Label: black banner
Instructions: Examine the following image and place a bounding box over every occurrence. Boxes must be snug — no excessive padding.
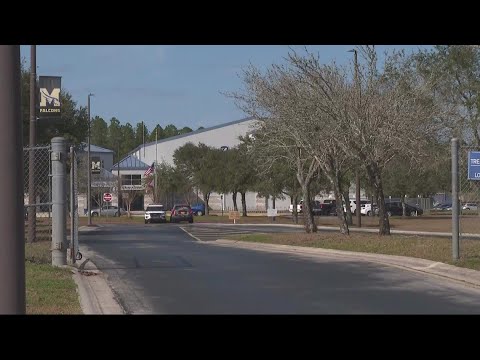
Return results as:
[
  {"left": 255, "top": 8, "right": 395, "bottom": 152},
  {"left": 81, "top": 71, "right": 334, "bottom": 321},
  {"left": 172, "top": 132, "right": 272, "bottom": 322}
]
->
[{"left": 39, "top": 76, "right": 61, "bottom": 117}]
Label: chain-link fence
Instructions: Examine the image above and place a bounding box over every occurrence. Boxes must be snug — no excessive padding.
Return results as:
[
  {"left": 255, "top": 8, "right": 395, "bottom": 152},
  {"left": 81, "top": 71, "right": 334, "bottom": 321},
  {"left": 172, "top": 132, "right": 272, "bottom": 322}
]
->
[
  {"left": 24, "top": 145, "right": 52, "bottom": 242},
  {"left": 459, "top": 145, "right": 480, "bottom": 237}
]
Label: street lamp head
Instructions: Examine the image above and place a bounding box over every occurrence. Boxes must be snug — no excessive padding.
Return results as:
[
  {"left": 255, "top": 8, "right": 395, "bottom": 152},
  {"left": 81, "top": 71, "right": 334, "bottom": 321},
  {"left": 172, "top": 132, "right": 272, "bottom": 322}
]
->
[
  {"left": 221, "top": 146, "right": 229, "bottom": 151},
  {"left": 88, "top": 93, "right": 95, "bottom": 98},
  {"left": 347, "top": 49, "right": 356, "bottom": 53}
]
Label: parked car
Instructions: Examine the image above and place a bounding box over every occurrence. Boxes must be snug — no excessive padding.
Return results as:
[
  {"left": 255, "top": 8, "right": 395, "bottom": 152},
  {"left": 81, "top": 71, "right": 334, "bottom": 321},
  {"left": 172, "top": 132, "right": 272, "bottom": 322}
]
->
[
  {"left": 144, "top": 204, "right": 166, "bottom": 224},
  {"left": 462, "top": 202, "right": 478, "bottom": 211},
  {"left": 433, "top": 203, "right": 452, "bottom": 211},
  {"left": 90, "top": 205, "right": 126, "bottom": 217},
  {"left": 191, "top": 203, "right": 206, "bottom": 216},
  {"left": 375, "top": 202, "right": 423, "bottom": 217},
  {"left": 170, "top": 204, "right": 194, "bottom": 223},
  {"left": 290, "top": 200, "right": 335, "bottom": 216},
  {"left": 343, "top": 199, "right": 372, "bottom": 216}
]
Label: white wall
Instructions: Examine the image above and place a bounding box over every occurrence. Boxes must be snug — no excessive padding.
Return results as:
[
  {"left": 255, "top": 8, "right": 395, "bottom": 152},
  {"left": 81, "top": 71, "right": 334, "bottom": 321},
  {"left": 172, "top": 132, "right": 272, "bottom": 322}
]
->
[{"left": 133, "top": 119, "right": 258, "bottom": 166}]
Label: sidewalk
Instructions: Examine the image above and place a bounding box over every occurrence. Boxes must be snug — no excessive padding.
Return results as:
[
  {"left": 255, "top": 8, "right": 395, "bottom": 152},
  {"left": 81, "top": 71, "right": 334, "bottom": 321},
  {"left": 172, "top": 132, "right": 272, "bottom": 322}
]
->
[{"left": 73, "top": 225, "right": 124, "bottom": 314}]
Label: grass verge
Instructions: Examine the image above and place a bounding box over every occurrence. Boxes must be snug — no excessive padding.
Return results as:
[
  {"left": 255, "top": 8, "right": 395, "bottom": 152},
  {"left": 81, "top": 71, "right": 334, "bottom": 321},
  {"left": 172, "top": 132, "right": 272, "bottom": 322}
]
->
[
  {"left": 226, "top": 232, "right": 480, "bottom": 271},
  {"left": 25, "top": 240, "right": 82, "bottom": 314}
]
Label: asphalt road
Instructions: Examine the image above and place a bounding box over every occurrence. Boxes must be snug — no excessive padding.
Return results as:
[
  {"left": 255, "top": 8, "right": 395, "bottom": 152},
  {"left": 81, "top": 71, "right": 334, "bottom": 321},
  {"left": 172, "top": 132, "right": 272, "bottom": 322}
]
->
[{"left": 80, "top": 223, "right": 480, "bottom": 314}]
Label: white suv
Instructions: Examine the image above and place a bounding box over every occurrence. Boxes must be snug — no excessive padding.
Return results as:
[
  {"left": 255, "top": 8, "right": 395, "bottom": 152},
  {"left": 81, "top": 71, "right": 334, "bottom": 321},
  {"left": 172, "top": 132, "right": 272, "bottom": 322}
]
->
[
  {"left": 145, "top": 204, "right": 167, "bottom": 224},
  {"left": 344, "top": 200, "right": 373, "bottom": 216}
]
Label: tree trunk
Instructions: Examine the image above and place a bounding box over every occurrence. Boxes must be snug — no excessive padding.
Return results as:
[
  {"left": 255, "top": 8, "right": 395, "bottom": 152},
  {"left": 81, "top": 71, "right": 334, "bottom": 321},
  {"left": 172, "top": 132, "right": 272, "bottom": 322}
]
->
[
  {"left": 292, "top": 195, "right": 298, "bottom": 224},
  {"left": 401, "top": 194, "right": 406, "bottom": 217},
  {"left": 367, "top": 167, "right": 390, "bottom": 236},
  {"left": 331, "top": 177, "right": 349, "bottom": 235},
  {"left": 343, "top": 189, "right": 353, "bottom": 226},
  {"left": 301, "top": 185, "right": 317, "bottom": 233},
  {"left": 241, "top": 192, "right": 247, "bottom": 216},
  {"left": 232, "top": 191, "right": 238, "bottom": 211},
  {"left": 204, "top": 192, "right": 210, "bottom": 216},
  {"left": 265, "top": 195, "right": 269, "bottom": 210},
  {"left": 272, "top": 196, "right": 276, "bottom": 221}
]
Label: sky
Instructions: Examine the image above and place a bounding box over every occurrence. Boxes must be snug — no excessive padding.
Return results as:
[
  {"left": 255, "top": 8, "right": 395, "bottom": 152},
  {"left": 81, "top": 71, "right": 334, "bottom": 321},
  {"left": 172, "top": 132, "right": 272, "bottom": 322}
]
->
[{"left": 20, "top": 45, "right": 432, "bottom": 132}]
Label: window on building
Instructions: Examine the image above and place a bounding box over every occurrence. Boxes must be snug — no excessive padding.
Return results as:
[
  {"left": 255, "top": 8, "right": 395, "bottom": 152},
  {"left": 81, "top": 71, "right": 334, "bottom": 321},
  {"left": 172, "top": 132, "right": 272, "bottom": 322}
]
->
[{"left": 121, "top": 174, "right": 142, "bottom": 186}]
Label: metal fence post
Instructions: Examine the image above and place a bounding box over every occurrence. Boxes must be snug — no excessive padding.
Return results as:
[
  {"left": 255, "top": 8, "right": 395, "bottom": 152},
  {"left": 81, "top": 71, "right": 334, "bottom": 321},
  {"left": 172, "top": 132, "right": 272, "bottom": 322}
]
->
[
  {"left": 69, "top": 146, "right": 74, "bottom": 264},
  {"left": 51, "top": 137, "right": 67, "bottom": 266},
  {"left": 452, "top": 138, "right": 460, "bottom": 260},
  {"left": 0, "top": 45, "right": 25, "bottom": 314}
]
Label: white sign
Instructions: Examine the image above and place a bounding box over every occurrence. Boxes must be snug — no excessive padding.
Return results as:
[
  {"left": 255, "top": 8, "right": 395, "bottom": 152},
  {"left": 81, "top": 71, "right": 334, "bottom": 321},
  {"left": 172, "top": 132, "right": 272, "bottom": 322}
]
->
[
  {"left": 121, "top": 185, "right": 145, "bottom": 191},
  {"left": 267, "top": 208, "right": 277, "bottom": 217}
]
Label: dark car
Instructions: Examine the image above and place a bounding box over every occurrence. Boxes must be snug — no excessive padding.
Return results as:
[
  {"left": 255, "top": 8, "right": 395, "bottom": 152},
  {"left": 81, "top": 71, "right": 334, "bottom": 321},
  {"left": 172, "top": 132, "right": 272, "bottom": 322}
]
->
[
  {"left": 375, "top": 202, "right": 423, "bottom": 217},
  {"left": 170, "top": 204, "right": 194, "bottom": 223},
  {"left": 311, "top": 200, "right": 336, "bottom": 216}
]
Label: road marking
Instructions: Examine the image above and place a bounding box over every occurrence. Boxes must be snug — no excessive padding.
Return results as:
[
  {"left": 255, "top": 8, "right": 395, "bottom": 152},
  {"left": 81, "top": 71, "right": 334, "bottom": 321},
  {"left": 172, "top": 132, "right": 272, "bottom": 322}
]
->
[{"left": 179, "top": 226, "right": 202, "bottom": 242}]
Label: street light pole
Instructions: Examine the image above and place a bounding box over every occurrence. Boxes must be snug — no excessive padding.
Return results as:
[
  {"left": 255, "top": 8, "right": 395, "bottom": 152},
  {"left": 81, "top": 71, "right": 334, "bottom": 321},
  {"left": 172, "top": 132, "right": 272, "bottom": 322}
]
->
[
  {"left": 87, "top": 93, "right": 94, "bottom": 225},
  {"left": 349, "top": 49, "right": 361, "bottom": 228}
]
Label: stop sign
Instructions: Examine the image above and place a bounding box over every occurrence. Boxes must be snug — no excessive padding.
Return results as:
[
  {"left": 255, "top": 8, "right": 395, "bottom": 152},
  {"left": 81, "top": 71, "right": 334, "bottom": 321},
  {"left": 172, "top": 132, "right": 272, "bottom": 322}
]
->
[{"left": 103, "top": 193, "right": 113, "bottom": 202}]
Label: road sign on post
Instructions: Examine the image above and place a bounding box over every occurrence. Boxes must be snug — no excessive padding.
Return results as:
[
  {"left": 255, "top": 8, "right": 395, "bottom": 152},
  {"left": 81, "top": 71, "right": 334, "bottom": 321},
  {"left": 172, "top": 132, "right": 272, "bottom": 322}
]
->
[
  {"left": 103, "top": 193, "right": 112, "bottom": 202},
  {"left": 468, "top": 151, "right": 480, "bottom": 180},
  {"left": 229, "top": 210, "right": 240, "bottom": 224}
]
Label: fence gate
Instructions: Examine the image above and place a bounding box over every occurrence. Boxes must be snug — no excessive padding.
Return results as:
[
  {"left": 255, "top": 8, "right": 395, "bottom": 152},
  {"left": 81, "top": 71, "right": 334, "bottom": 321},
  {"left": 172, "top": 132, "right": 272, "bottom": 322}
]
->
[
  {"left": 459, "top": 145, "right": 480, "bottom": 237},
  {"left": 23, "top": 145, "right": 52, "bottom": 242}
]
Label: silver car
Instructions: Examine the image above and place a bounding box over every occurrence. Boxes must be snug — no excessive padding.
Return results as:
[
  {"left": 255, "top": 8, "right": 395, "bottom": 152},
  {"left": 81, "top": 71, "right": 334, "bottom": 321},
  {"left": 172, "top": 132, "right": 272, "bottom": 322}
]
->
[
  {"left": 91, "top": 205, "right": 126, "bottom": 217},
  {"left": 462, "top": 203, "right": 478, "bottom": 211}
]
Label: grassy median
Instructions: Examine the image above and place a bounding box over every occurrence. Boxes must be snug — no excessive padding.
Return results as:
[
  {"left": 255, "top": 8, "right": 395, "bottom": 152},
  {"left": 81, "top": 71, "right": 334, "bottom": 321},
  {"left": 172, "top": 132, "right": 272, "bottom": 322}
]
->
[
  {"left": 226, "top": 232, "right": 480, "bottom": 271},
  {"left": 25, "top": 240, "right": 82, "bottom": 315}
]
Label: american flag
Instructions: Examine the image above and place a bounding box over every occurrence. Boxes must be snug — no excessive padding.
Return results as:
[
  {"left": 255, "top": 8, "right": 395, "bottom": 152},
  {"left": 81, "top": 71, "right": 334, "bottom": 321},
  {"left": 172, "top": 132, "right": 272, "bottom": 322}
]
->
[{"left": 144, "top": 162, "right": 155, "bottom": 177}]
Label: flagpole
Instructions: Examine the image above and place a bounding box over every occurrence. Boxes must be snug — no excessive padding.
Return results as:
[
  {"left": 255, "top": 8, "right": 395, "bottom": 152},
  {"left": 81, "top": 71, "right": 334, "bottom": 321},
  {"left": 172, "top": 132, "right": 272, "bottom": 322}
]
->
[{"left": 143, "top": 120, "right": 145, "bottom": 159}]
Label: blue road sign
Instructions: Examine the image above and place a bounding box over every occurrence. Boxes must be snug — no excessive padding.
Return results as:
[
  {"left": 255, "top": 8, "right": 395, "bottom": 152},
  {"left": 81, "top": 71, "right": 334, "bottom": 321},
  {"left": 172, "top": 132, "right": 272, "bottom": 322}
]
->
[{"left": 468, "top": 151, "right": 480, "bottom": 180}]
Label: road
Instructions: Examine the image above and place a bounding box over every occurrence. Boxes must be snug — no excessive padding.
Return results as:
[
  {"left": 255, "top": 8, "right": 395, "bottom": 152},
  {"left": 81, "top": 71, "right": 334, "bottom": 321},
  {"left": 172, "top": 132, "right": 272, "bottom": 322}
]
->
[{"left": 80, "top": 223, "right": 480, "bottom": 314}]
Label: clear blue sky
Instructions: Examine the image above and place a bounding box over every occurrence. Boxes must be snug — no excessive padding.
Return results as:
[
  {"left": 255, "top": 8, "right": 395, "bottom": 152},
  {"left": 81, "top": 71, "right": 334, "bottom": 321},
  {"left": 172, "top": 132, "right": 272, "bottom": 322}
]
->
[{"left": 20, "top": 45, "right": 431, "bottom": 131}]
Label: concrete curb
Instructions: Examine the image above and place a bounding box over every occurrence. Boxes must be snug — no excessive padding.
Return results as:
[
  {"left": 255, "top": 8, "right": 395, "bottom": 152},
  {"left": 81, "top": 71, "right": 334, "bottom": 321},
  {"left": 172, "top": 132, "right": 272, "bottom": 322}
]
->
[
  {"left": 79, "top": 224, "right": 104, "bottom": 232},
  {"left": 72, "top": 245, "right": 124, "bottom": 315},
  {"left": 211, "top": 239, "right": 480, "bottom": 288}
]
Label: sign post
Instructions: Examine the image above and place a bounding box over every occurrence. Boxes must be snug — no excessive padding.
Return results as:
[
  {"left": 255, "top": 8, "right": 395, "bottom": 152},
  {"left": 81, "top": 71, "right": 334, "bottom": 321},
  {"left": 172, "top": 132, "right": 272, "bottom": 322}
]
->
[
  {"left": 229, "top": 210, "right": 240, "bottom": 224},
  {"left": 267, "top": 208, "right": 277, "bottom": 222}
]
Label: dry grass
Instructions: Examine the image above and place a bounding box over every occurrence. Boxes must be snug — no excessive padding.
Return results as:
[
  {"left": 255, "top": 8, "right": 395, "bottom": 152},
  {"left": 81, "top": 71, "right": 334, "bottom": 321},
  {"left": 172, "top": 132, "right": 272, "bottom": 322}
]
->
[
  {"left": 25, "top": 240, "right": 82, "bottom": 315},
  {"left": 227, "top": 232, "right": 480, "bottom": 271}
]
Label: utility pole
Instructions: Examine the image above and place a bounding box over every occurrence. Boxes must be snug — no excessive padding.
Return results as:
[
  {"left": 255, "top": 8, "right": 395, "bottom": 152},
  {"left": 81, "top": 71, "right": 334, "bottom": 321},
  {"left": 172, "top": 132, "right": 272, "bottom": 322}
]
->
[
  {"left": 117, "top": 141, "right": 121, "bottom": 217},
  {"left": 28, "top": 45, "right": 36, "bottom": 242},
  {"left": 0, "top": 45, "right": 25, "bottom": 314},
  {"left": 87, "top": 93, "right": 93, "bottom": 225}
]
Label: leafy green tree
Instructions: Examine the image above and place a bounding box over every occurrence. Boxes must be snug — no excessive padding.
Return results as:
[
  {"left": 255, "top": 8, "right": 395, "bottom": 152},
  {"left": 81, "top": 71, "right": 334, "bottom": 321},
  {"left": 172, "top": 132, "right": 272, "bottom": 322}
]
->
[
  {"left": 148, "top": 124, "right": 165, "bottom": 142},
  {"left": 178, "top": 126, "right": 193, "bottom": 135},
  {"left": 120, "top": 123, "right": 136, "bottom": 161},
  {"left": 134, "top": 121, "right": 149, "bottom": 149},
  {"left": 164, "top": 124, "right": 179, "bottom": 138},
  {"left": 90, "top": 116, "right": 109, "bottom": 149},
  {"left": 108, "top": 117, "right": 122, "bottom": 153}
]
